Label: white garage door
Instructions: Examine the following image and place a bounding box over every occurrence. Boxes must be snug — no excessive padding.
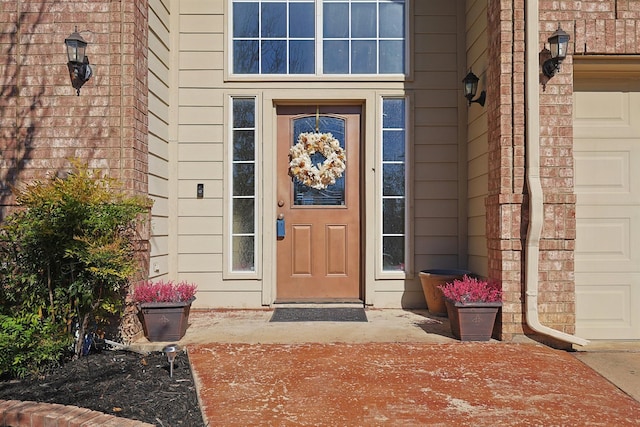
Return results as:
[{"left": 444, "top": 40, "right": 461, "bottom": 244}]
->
[{"left": 573, "top": 76, "right": 640, "bottom": 340}]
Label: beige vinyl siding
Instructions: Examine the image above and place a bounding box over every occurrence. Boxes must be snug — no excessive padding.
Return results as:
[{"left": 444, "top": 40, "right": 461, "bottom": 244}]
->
[
  {"left": 171, "top": 1, "right": 467, "bottom": 308},
  {"left": 464, "top": 0, "right": 488, "bottom": 276},
  {"left": 148, "top": 0, "right": 171, "bottom": 278},
  {"left": 176, "top": 3, "right": 227, "bottom": 307},
  {"left": 412, "top": 1, "right": 467, "bottom": 275}
]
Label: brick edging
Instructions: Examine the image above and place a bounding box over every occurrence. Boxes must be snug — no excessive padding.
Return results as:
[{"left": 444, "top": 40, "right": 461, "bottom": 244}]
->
[{"left": 0, "top": 399, "right": 154, "bottom": 427}]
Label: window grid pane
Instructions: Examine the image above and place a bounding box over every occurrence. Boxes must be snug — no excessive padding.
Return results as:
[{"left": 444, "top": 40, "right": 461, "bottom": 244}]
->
[
  {"left": 232, "top": 0, "right": 316, "bottom": 75},
  {"left": 381, "top": 97, "right": 406, "bottom": 272},
  {"left": 231, "top": 98, "right": 256, "bottom": 272},
  {"left": 323, "top": 0, "right": 405, "bottom": 75},
  {"left": 232, "top": 0, "right": 405, "bottom": 76}
]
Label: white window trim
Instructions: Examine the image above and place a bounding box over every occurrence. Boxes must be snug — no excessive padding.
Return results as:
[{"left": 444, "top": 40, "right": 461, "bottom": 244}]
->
[
  {"left": 377, "top": 94, "right": 413, "bottom": 279},
  {"left": 223, "top": 94, "right": 262, "bottom": 280}
]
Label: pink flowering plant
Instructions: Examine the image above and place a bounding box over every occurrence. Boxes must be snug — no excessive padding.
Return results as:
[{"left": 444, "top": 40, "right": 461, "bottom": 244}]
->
[
  {"left": 439, "top": 275, "right": 502, "bottom": 304},
  {"left": 133, "top": 280, "right": 197, "bottom": 303}
]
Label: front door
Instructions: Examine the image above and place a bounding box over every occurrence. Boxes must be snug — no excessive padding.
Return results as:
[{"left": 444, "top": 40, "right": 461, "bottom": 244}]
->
[{"left": 276, "top": 105, "right": 361, "bottom": 300}]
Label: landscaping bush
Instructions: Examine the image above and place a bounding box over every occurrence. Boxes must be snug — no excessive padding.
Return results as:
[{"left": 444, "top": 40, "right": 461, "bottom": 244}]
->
[
  {"left": 0, "top": 314, "right": 70, "bottom": 379},
  {"left": 0, "top": 162, "right": 151, "bottom": 377}
]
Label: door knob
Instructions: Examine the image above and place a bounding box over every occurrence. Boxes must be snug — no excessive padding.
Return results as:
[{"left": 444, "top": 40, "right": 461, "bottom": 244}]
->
[{"left": 278, "top": 200, "right": 285, "bottom": 207}]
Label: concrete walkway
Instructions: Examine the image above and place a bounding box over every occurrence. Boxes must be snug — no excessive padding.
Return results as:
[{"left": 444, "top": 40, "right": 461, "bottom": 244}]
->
[
  {"left": 573, "top": 340, "right": 640, "bottom": 403},
  {"left": 134, "top": 309, "right": 640, "bottom": 426}
]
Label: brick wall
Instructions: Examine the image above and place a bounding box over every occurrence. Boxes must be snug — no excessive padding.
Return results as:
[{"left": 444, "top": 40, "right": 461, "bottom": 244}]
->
[
  {"left": 485, "top": 0, "right": 640, "bottom": 345},
  {"left": 485, "top": 0, "right": 528, "bottom": 342},
  {"left": 0, "top": 0, "right": 149, "bottom": 219}
]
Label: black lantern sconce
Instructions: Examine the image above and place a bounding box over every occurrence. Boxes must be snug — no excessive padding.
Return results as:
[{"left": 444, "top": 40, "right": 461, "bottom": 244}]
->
[
  {"left": 64, "top": 27, "right": 92, "bottom": 95},
  {"left": 462, "top": 70, "right": 486, "bottom": 107},
  {"left": 542, "top": 25, "right": 570, "bottom": 78}
]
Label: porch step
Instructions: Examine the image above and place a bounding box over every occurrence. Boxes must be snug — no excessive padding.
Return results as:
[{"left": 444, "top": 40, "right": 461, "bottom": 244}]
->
[{"left": 273, "top": 299, "right": 364, "bottom": 309}]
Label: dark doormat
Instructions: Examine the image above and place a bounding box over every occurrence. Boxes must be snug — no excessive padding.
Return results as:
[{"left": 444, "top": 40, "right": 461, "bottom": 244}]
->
[{"left": 270, "top": 307, "right": 368, "bottom": 322}]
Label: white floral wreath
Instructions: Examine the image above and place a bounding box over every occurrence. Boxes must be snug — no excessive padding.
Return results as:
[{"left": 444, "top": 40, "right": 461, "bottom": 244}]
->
[{"left": 289, "top": 132, "right": 346, "bottom": 190}]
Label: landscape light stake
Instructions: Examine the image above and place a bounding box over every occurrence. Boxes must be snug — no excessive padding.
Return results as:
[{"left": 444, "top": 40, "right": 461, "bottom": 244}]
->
[{"left": 163, "top": 344, "right": 180, "bottom": 378}]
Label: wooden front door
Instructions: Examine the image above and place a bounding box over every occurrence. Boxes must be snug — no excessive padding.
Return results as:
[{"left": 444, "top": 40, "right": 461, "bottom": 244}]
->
[{"left": 276, "top": 106, "right": 361, "bottom": 300}]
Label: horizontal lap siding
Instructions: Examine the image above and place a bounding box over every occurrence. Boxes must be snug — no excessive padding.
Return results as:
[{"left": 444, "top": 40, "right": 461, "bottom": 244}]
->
[
  {"left": 465, "top": 0, "right": 489, "bottom": 276},
  {"left": 413, "top": 1, "right": 467, "bottom": 273},
  {"left": 177, "top": 1, "right": 226, "bottom": 307},
  {"left": 149, "top": 0, "right": 171, "bottom": 278}
]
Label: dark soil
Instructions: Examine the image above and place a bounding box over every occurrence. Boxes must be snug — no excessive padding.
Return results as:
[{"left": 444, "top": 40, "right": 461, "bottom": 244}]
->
[{"left": 0, "top": 349, "right": 204, "bottom": 426}]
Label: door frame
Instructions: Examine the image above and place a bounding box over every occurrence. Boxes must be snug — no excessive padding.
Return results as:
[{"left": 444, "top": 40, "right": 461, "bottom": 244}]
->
[
  {"left": 273, "top": 103, "right": 364, "bottom": 303},
  {"left": 266, "top": 101, "right": 367, "bottom": 304}
]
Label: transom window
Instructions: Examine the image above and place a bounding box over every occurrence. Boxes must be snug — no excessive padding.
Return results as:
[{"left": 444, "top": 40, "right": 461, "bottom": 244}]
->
[{"left": 231, "top": 0, "right": 406, "bottom": 75}]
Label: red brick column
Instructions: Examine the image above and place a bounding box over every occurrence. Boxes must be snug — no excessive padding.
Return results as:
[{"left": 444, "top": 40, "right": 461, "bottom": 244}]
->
[
  {"left": 485, "top": 0, "right": 583, "bottom": 345},
  {"left": 485, "top": 0, "right": 528, "bottom": 341},
  {"left": 0, "top": 0, "right": 148, "bottom": 215}
]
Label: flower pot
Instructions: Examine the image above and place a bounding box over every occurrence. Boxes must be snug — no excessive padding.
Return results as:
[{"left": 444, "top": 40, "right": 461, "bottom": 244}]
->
[
  {"left": 445, "top": 299, "right": 501, "bottom": 341},
  {"left": 419, "top": 269, "right": 470, "bottom": 316},
  {"left": 137, "top": 298, "right": 194, "bottom": 342}
]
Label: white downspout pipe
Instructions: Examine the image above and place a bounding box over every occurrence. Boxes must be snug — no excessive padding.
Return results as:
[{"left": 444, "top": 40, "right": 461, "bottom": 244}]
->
[{"left": 524, "top": 0, "right": 589, "bottom": 346}]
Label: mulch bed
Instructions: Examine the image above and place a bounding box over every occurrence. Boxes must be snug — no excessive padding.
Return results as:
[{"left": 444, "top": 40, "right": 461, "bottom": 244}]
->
[{"left": 0, "top": 349, "right": 204, "bottom": 426}]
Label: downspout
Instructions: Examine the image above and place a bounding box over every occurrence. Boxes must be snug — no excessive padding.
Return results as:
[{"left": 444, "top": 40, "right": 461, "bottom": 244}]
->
[{"left": 524, "top": 0, "right": 589, "bottom": 346}]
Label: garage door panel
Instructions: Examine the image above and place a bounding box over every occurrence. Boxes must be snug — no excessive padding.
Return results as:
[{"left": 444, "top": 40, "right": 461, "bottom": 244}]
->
[
  {"left": 574, "top": 91, "right": 640, "bottom": 138},
  {"left": 575, "top": 273, "right": 639, "bottom": 339},
  {"left": 574, "top": 84, "right": 640, "bottom": 340},
  {"left": 576, "top": 207, "right": 639, "bottom": 272},
  {"left": 574, "top": 139, "right": 640, "bottom": 204}
]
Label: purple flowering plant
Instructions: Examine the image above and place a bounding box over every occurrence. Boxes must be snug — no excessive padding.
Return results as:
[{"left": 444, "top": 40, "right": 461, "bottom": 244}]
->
[
  {"left": 133, "top": 280, "right": 197, "bottom": 303},
  {"left": 439, "top": 275, "right": 502, "bottom": 304}
]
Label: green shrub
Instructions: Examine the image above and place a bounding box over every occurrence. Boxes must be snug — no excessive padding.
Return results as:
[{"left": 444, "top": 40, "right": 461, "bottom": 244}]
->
[
  {"left": 0, "top": 161, "right": 152, "bottom": 376},
  {"left": 0, "top": 314, "right": 71, "bottom": 379}
]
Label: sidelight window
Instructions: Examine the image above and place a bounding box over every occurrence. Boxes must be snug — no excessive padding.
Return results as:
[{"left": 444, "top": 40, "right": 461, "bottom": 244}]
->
[
  {"left": 230, "top": 97, "right": 257, "bottom": 272},
  {"left": 381, "top": 97, "right": 406, "bottom": 271}
]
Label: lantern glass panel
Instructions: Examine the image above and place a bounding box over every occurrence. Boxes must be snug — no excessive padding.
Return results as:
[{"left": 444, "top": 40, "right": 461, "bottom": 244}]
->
[
  {"left": 465, "top": 80, "right": 476, "bottom": 97},
  {"left": 65, "top": 38, "right": 87, "bottom": 63},
  {"left": 77, "top": 44, "right": 86, "bottom": 62},
  {"left": 66, "top": 42, "right": 78, "bottom": 63},
  {"left": 549, "top": 39, "right": 559, "bottom": 59},
  {"left": 548, "top": 29, "right": 569, "bottom": 60},
  {"left": 556, "top": 35, "right": 569, "bottom": 59}
]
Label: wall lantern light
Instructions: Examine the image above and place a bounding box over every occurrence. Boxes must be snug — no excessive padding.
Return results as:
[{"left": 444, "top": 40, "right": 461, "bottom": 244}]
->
[
  {"left": 462, "top": 70, "right": 486, "bottom": 107},
  {"left": 64, "top": 27, "right": 92, "bottom": 95},
  {"left": 542, "top": 25, "right": 570, "bottom": 78}
]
